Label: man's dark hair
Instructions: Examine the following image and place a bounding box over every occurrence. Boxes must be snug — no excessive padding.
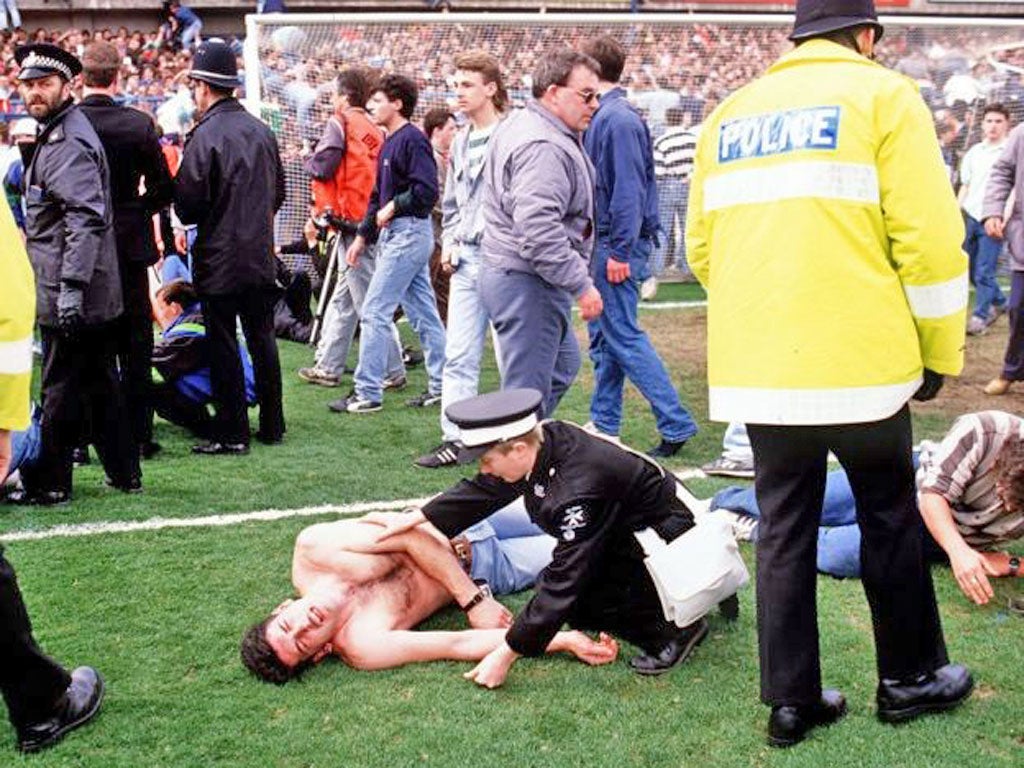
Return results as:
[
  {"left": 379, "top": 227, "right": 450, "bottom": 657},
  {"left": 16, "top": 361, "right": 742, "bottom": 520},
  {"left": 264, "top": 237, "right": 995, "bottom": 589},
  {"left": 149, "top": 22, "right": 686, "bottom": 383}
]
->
[
  {"left": 423, "top": 107, "right": 454, "bottom": 140},
  {"left": 240, "top": 617, "right": 309, "bottom": 685},
  {"left": 796, "top": 23, "right": 873, "bottom": 52},
  {"left": 983, "top": 102, "right": 1011, "bottom": 122},
  {"left": 580, "top": 36, "right": 626, "bottom": 84},
  {"left": 664, "top": 107, "right": 686, "bottom": 128},
  {"left": 374, "top": 73, "right": 418, "bottom": 119},
  {"left": 336, "top": 66, "right": 375, "bottom": 108},
  {"left": 531, "top": 48, "right": 600, "bottom": 99},
  {"left": 995, "top": 438, "right": 1024, "bottom": 516},
  {"left": 157, "top": 279, "right": 198, "bottom": 308},
  {"left": 81, "top": 41, "right": 121, "bottom": 88}
]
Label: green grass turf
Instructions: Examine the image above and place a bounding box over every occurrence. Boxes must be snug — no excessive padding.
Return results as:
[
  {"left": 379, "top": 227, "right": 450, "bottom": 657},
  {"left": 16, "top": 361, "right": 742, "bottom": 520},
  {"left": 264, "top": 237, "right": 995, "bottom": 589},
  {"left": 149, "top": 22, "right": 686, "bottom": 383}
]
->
[{"left": 2, "top": 304, "right": 1021, "bottom": 766}]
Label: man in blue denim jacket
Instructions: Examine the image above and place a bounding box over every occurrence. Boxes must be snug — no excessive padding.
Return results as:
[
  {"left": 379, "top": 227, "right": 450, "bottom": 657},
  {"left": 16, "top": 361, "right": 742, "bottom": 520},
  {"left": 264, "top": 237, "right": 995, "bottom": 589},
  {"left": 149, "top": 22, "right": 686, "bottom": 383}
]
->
[{"left": 581, "top": 36, "right": 699, "bottom": 458}]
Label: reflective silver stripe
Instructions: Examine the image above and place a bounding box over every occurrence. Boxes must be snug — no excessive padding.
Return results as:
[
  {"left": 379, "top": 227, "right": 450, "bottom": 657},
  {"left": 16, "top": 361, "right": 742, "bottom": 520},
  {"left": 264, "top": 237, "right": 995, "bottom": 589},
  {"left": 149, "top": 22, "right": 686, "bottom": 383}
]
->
[
  {"left": 709, "top": 379, "right": 921, "bottom": 426},
  {"left": 703, "top": 161, "right": 879, "bottom": 211},
  {"left": 189, "top": 69, "right": 238, "bottom": 83},
  {"left": 0, "top": 336, "right": 32, "bottom": 375},
  {"left": 903, "top": 273, "right": 969, "bottom": 319}
]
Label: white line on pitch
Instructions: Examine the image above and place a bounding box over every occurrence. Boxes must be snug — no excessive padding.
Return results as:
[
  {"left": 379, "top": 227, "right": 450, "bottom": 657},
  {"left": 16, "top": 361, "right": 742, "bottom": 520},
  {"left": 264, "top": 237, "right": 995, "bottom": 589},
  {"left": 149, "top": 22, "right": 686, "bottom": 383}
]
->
[{"left": 0, "top": 469, "right": 708, "bottom": 542}]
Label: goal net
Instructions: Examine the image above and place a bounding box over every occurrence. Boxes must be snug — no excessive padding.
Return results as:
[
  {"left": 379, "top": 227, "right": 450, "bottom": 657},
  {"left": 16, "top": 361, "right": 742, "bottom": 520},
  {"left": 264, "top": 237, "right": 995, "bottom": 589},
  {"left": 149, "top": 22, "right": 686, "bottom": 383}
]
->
[{"left": 245, "top": 12, "right": 1024, "bottom": 278}]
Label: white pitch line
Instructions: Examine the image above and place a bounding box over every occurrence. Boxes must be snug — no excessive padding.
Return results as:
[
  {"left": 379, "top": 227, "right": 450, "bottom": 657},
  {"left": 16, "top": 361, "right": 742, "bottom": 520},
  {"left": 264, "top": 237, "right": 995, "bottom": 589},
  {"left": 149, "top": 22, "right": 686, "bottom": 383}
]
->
[{"left": 0, "top": 469, "right": 710, "bottom": 542}]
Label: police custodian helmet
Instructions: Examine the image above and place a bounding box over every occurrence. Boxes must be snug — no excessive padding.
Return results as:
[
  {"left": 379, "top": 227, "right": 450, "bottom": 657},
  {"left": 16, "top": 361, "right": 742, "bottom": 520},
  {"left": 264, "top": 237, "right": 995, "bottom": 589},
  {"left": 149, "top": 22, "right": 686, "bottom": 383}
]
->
[
  {"left": 188, "top": 38, "right": 241, "bottom": 90},
  {"left": 789, "top": 0, "right": 884, "bottom": 43}
]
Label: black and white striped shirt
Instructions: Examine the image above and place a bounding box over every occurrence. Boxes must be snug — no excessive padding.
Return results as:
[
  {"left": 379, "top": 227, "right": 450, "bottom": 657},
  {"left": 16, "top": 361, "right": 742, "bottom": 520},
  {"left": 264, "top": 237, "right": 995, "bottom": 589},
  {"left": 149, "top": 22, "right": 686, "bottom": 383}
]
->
[{"left": 653, "top": 124, "right": 700, "bottom": 181}]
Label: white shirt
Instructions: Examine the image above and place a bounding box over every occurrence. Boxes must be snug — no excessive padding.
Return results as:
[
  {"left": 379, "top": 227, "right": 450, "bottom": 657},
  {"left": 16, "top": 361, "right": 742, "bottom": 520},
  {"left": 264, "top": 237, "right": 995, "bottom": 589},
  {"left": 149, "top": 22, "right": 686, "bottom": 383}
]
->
[{"left": 959, "top": 138, "right": 1008, "bottom": 221}]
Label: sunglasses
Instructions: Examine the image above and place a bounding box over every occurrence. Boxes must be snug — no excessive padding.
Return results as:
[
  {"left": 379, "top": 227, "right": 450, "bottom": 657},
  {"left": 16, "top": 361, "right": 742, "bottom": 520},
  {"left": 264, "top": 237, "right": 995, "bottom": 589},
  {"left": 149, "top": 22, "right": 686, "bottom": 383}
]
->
[{"left": 557, "top": 85, "right": 598, "bottom": 105}]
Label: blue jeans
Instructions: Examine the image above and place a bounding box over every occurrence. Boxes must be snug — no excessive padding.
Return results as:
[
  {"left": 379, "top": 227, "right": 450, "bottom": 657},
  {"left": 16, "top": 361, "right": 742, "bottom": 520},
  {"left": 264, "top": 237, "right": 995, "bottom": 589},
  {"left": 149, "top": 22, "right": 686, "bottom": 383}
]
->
[
  {"left": 5, "top": 406, "right": 41, "bottom": 484},
  {"left": 588, "top": 238, "right": 698, "bottom": 442},
  {"left": 722, "top": 421, "right": 752, "bottom": 462},
  {"left": 179, "top": 19, "right": 203, "bottom": 50},
  {"left": 466, "top": 499, "right": 555, "bottom": 595},
  {"left": 712, "top": 470, "right": 861, "bottom": 578},
  {"left": 653, "top": 178, "right": 688, "bottom": 275},
  {"left": 964, "top": 213, "right": 1006, "bottom": 321},
  {"left": 479, "top": 264, "right": 579, "bottom": 418},
  {"left": 317, "top": 238, "right": 403, "bottom": 379},
  {"left": 0, "top": 0, "right": 21, "bottom": 30},
  {"left": 354, "top": 216, "right": 446, "bottom": 403},
  {"left": 440, "top": 246, "right": 501, "bottom": 442}
]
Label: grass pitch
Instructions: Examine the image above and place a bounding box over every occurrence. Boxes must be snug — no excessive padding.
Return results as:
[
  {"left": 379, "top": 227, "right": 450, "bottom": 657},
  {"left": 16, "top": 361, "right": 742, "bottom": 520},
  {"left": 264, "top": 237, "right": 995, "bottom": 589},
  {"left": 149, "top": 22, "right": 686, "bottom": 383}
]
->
[{"left": 2, "top": 300, "right": 1021, "bottom": 767}]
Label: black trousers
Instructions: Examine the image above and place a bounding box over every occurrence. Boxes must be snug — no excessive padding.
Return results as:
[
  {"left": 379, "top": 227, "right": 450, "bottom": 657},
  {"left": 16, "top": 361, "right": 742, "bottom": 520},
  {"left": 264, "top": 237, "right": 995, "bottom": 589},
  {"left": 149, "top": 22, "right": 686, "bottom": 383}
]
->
[
  {"left": 117, "top": 262, "right": 156, "bottom": 448},
  {"left": 201, "top": 289, "right": 284, "bottom": 445},
  {"left": 0, "top": 548, "right": 70, "bottom": 730},
  {"left": 150, "top": 381, "right": 214, "bottom": 440},
  {"left": 747, "top": 405, "right": 948, "bottom": 707},
  {"left": 568, "top": 511, "right": 694, "bottom": 654},
  {"left": 23, "top": 324, "right": 139, "bottom": 495}
]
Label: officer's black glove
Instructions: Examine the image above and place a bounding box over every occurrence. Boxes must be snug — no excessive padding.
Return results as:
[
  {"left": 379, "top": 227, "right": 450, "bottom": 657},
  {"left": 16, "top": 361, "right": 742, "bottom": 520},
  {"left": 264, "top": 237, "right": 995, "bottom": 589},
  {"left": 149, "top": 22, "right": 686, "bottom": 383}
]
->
[
  {"left": 912, "top": 368, "right": 944, "bottom": 402},
  {"left": 56, "top": 282, "right": 85, "bottom": 338}
]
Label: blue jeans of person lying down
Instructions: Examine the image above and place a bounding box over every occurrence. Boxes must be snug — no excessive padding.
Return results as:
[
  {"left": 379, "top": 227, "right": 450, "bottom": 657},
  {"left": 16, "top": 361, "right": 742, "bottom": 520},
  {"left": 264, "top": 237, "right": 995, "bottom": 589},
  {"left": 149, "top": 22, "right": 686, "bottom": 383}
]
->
[
  {"left": 711, "top": 470, "right": 863, "bottom": 579},
  {"left": 4, "top": 405, "right": 42, "bottom": 484},
  {"left": 466, "top": 498, "right": 556, "bottom": 595}
]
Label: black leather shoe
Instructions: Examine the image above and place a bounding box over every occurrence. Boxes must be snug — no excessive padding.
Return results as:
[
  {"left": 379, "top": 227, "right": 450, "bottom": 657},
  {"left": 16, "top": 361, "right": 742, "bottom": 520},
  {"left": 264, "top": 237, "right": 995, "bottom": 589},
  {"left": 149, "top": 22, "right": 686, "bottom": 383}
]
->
[
  {"left": 17, "top": 666, "right": 104, "bottom": 753},
  {"left": 255, "top": 432, "right": 284, "bottom": 446},
  {"left": 71, "top": 446, "right": 91, "bottom": 467},
  {"left": 629, "top": 618, "right": 708, "bottom": 675},
  {"left": 4, "top": 487, "right": 71, "bottom": 506},
  {"left": 191, "top": 441, "right": 250, "bottom": 456},
  {"left": 104, "top": 476, "right": 143, "bottom": 494},
  {"left": 647, "top": 439, "right": 688, "bottom": 459},
  {"left": 877, "top": 663, "right": 973, "bottom": 724},
  {"left": 767, "top": 689, "right": 847, "bottom": 748}
]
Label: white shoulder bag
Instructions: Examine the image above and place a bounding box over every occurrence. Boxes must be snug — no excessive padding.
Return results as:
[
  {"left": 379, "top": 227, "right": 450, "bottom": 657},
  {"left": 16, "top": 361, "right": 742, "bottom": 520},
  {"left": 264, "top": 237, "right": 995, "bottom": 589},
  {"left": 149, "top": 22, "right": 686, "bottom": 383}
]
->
[{"left": 634, "top": 514, "right": 750, "bottom": 628}]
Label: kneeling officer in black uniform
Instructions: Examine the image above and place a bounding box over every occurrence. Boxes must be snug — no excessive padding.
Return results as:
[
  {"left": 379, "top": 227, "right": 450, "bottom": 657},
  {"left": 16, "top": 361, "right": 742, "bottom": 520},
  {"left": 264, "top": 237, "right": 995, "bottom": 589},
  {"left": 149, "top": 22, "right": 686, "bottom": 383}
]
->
[{"left": 372, "top": 388, "right": 710, "bottom": 688}]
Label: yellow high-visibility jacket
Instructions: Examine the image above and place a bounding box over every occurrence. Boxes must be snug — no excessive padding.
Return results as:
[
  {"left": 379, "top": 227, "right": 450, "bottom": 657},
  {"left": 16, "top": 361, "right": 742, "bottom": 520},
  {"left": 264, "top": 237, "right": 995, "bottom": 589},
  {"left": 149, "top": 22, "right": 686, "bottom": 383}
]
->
[
  {"left": 0, "top": 201, "right": 35, "bottom": 432},
  {"left": 687, "top": 40, "right": 967, "bottom": 426}
]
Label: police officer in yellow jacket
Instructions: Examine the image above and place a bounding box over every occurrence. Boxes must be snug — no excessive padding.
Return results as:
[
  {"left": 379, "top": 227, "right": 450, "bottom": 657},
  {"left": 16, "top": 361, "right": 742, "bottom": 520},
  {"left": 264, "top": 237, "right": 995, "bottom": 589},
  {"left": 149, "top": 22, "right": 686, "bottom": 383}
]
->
[
  {"left": 687, "top": 0, "right": 973, "bottom": 747},
  {"left": 0, "top": 200, "right": 105, "bottom": 754}
]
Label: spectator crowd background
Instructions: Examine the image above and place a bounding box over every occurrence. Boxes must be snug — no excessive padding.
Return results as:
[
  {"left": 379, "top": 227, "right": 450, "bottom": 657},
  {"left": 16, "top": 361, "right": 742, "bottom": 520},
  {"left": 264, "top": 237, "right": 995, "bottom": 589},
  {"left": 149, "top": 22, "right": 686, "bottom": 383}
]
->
[{"left": 3, "top": 13, "right": 1024, "bottom": 263}]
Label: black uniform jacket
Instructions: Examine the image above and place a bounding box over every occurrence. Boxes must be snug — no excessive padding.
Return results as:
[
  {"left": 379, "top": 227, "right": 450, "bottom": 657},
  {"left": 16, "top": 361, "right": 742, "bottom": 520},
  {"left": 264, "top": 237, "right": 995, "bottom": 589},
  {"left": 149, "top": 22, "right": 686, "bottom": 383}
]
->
[
  {"left": 24, "top": 100, "right": 122, "bottom": 327},
  {"left": 173, "top": 98, "right": 286, "bottom": 295},
  {"left": 423, "top": 421, "right": 692, "bottom": 657},
  {"left": 80, "top": 94, "right": 173, "bottom": 266}
]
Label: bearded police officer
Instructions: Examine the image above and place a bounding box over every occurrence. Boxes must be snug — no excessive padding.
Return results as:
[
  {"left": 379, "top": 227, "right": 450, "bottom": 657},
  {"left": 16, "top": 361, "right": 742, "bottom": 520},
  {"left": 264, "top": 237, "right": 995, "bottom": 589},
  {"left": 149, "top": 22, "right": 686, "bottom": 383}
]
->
[
  {"left": 9, "top": 43, "right": 140, "bottom": 505},
  {"left": 371, "top": 388, "right": 712, "bottom": 689},
  {"left": 174, "top": 39, "right": 286, "bottom": 455},
  {"left": 687, "top": 0, "right": 973, "bottom": 747}
]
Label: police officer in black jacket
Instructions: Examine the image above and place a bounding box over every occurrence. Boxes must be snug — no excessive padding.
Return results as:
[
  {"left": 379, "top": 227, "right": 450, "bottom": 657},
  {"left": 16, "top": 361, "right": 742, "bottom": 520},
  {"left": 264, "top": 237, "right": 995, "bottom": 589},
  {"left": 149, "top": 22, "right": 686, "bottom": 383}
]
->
[
  {"left": 371, "top": 389, "right": 711, "bottom": 688},
  {"left": 173, "top": 39, "right": 287, "bottom": 454},
  {"left": 79, "top": 41, "right": 174, "bottom": 459},
  {"left": 9, "top": 44, "right": 140, "bottom": 505}
]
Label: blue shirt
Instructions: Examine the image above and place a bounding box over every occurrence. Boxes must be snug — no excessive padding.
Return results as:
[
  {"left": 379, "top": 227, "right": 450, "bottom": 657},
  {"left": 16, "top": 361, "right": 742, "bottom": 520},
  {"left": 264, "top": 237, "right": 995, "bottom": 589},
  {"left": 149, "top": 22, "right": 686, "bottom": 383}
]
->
[
  {"left": 583, "top": 87, "right": 661, "bottom": 261},
  {"left": 358, "top": 122, "right": 438, "bottom": 242}
]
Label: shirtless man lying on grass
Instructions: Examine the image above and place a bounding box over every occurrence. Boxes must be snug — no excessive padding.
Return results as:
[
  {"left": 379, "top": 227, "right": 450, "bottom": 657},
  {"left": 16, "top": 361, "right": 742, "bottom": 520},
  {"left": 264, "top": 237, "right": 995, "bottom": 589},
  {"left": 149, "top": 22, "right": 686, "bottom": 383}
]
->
[{"left": 240, "top": 504, "right": 618, "bottom": 682}]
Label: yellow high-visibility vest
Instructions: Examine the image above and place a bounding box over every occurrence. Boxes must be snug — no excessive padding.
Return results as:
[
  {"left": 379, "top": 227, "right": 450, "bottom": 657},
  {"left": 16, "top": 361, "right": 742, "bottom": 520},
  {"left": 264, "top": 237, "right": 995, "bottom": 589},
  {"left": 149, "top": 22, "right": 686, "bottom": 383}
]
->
[{"left": 0, "top": 200, "right": 35, "bottom": 431}]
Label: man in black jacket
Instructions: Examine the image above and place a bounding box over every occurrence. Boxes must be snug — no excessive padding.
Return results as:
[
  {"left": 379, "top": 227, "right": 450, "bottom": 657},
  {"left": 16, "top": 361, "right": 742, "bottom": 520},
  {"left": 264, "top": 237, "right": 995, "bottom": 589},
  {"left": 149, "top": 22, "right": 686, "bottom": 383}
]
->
[
  {"left": 371, "top": 388, "right": 712, "bottom": 688},
  {"left": 174, "top": 39, "right": 287, "bottom": 455},
  {"left": 80, "top": 41, "right": 174, "bottom": 460},
  {"left": 10, "top": 43, "right": 140, "bottom": 504}
]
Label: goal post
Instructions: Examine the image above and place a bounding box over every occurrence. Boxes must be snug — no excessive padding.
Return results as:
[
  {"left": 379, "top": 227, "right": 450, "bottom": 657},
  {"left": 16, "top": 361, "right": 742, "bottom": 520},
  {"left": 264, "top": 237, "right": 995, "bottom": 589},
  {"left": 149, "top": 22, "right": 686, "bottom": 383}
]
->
[{"left": 244, "top": 11, "right": 1024, "bottom": 274}]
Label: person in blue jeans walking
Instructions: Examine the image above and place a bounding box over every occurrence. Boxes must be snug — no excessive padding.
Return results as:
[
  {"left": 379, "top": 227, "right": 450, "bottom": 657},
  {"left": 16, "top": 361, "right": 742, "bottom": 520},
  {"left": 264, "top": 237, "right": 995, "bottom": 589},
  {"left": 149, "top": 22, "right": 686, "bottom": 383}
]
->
[
  {"left": 959, "top": 103, "right": 1011, "bottom": 336},
  {"left": 581, "top": 36, "right": 698, "bottom": 457},
  {"left": 416, "top": 51, "right": 508, "bottom": 468},
  {"left": 333, "top": 74, "right": 447, "bottom": 414}
]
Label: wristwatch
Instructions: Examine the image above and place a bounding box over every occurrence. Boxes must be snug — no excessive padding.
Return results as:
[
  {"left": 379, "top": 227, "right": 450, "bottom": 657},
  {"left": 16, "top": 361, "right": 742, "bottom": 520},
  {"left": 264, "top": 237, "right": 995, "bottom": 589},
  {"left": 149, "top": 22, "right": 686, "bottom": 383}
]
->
[
  {"left": 1009, "top": 555, "right": 1020, "bottom": 576},
  {"left": 459, "top": 580, "right": 493, "bottom": 612}
]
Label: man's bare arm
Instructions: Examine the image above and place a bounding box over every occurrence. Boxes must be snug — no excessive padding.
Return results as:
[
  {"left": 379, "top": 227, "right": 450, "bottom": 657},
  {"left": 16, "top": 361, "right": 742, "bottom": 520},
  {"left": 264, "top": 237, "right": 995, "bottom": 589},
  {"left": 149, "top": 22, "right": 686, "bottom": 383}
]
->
[
  {"left": 919, "top": 491, "right": 1000, "bottom": 604},
  {"left": 340, "top": 628, "right": 617, "bottom": 672}
]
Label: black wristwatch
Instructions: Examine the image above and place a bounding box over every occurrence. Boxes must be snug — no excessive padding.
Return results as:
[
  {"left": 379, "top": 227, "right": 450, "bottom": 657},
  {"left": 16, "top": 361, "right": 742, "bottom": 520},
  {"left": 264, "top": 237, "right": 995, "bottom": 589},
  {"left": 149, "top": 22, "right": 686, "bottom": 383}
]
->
[
  {"left": 1009, "top": 555, "right": 1020, "bottom": 576},
  {"left": 459, "top": 580, "right": 492, "bottom": 612}
]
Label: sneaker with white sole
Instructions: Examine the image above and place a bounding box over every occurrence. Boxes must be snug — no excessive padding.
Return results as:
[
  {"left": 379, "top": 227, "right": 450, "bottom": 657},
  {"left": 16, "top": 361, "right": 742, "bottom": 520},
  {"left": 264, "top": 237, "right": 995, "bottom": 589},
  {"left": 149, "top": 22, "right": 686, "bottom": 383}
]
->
[
  {"left": 640, "top": 276, "right": 658, "bottom": 301},
  {"left": 701, "top": 456, "right": 755, "bottom": 479},
  {"left": 406, "top": 391, "right": 442, "bottom": 408},
  {"left": 298, "top": 366, "right": 341, "bottom": 387},
  {"left": 712, "top": 509, "right": 759, "bottom": 542},
  {"left": 414, "top": 441, "right": 460, "bottom": 468},
  {"left": 966, "top": 315, "right": 988, "bottom": 336},
  {"left": 328, "top": 392, "right": 381, "bottom": 413},
  {"left": 383, "top": 374, "right": 408, "bottom": 391}
]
